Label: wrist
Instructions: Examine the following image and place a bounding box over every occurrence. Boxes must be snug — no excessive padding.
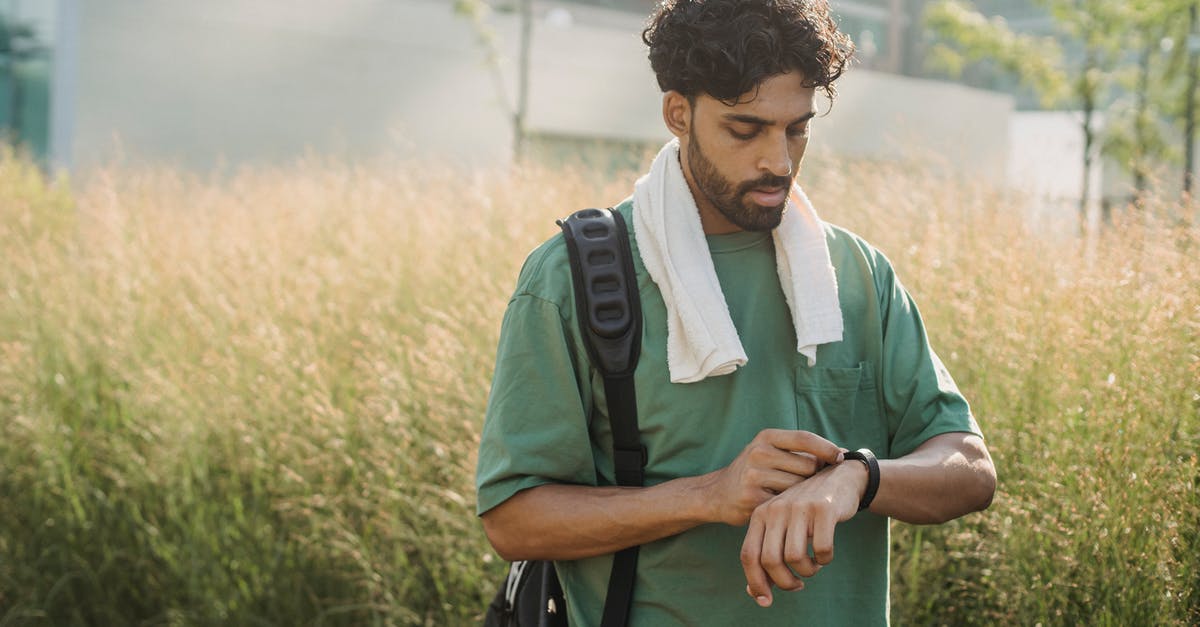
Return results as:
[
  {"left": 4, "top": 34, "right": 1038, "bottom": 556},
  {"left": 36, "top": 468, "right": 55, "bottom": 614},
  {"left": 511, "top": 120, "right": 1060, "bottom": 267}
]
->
[
  {"left": 842, "top": 448, "right": 880, "bottom": 511},
  {"left": 833, "top": 457, "right": 868, "bottom": 511},
  {"left": 684, "top": 471, "right": 725, "bottom": 524}
]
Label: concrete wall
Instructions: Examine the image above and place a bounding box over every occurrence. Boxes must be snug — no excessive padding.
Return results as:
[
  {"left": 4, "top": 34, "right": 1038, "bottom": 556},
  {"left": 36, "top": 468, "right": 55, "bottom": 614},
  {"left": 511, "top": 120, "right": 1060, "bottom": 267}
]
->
[
  {"left": 1007, "top": 111, "right": 1106, "bottom": 228},
  {"left": 66, "top": 0, "right": 516, "bottom": 171},
  {"left": 56, "top": 0, "right": 1013, "bottom": 181},
  {"left": 810, "top": 70, "right": 1013, "bottom": 183}
]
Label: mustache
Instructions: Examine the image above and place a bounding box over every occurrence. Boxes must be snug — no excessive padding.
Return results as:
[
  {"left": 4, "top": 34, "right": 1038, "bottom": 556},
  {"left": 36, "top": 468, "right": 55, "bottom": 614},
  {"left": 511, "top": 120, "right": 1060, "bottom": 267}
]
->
[{"left": 736, "top": 174, "right": 794, "bottom": 196}]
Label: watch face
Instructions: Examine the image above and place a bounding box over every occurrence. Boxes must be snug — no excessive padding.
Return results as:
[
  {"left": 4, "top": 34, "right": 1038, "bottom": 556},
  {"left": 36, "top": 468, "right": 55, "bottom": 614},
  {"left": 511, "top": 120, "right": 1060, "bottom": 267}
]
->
[{"left": 845, "top": 449, "right": 872, "bottom": 461}]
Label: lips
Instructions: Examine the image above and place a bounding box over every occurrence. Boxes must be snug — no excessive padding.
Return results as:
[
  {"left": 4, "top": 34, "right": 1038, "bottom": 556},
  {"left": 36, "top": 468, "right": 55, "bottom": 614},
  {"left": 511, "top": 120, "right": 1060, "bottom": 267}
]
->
[{"left": 746, "top": 186, "right": 788, "bottom": 206}]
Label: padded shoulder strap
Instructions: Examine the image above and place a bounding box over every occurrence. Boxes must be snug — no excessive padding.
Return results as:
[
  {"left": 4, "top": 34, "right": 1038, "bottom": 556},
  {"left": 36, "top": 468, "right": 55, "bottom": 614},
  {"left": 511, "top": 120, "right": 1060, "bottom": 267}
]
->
[
  {"left": 557, "top": 208, "right": 642, "bottom": 377},
  {"left": 558, "top": 207, "right": 645, "bottom": 486},
  {"left": 557, "top": 208, "right": 644, "bottom": 627}
]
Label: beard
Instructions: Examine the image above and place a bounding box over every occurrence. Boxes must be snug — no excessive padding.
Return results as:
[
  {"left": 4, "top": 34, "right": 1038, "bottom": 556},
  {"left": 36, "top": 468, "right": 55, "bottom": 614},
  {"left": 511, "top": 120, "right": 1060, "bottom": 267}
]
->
[{"left": 686, "top": 130, "right": 794, "bottom": 232}]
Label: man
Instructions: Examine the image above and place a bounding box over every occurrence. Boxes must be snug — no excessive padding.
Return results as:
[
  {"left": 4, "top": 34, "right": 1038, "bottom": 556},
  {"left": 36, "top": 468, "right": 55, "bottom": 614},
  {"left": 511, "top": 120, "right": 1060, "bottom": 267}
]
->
[{"left": 476, "top": 0, "right": 996, "bottom": 624}]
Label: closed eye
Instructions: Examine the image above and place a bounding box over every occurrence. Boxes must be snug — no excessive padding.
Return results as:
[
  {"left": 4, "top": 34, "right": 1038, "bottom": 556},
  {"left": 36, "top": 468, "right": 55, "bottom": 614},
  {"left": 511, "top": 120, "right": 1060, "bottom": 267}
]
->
[
  {"left": 788, "top": 124, "right": 810, "bottom": 137},
  {"left": 729, "top": 128, "right": 760, "bottom": 141}
]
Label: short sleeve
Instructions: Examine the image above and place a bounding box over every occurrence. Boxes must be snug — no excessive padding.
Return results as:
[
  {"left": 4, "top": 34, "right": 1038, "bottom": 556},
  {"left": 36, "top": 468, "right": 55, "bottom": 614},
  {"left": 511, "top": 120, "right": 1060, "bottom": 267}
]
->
[
  {"left": 475, "top": 294, "right": 597, "bottom": 516},
  {"left": 876, "top": 260, "right": 982, "bottom": 459}
]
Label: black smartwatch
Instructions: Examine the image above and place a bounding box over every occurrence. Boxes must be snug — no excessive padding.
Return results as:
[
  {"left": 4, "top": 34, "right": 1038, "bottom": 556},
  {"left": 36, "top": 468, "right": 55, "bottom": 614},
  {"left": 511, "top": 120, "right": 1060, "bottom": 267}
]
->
[{"left": 842, "top": 448, "right": 880, "bottom": 511}]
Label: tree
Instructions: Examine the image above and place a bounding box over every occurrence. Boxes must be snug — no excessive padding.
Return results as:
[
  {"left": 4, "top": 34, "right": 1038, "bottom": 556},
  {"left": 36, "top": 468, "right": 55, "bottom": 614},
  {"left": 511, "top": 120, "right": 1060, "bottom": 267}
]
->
[
  {"left": 925, "top": 0, "right": 1195, "bottom": 229},
  {"left": 924, "top": 0, "right": 1068, "bottom": 107},
  {"left": 925, "top": 0, "right": 1111, "bottom": 232},
  {"left": 1040, "top": 0, "right": 1128, "bottom": 227},
  {"left": 453, "top": 0, "right": 533, "bottom": 161},
  {"left": 1101, "top": 0, "right": 1189, "bottom": 208}
]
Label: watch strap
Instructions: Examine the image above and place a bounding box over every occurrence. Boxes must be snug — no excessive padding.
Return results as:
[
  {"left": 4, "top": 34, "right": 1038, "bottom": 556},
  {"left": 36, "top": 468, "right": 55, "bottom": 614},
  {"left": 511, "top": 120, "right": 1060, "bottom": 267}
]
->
[{"left": 843, "top": 448, "right": 880, "bottom": 511}]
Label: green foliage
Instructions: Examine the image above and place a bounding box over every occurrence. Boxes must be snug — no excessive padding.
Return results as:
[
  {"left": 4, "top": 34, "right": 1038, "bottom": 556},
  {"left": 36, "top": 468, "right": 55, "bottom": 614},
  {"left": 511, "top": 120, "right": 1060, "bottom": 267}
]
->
[
  {"left": 925, "top": 0, "right": 1069, "bottom": 107},
  {"left": 0, "top": 152, "right": 1197, "bottom": 625},
  {"left": 924, "top": 0, "right": 1199, "bottom": 198}
]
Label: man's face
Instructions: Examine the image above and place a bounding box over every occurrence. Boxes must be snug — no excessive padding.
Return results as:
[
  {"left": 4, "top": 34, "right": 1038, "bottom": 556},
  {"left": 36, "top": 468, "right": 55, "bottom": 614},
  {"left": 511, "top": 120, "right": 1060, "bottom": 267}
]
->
[{"left": 671, "top": 72, "right": 817, "bottom": 234}]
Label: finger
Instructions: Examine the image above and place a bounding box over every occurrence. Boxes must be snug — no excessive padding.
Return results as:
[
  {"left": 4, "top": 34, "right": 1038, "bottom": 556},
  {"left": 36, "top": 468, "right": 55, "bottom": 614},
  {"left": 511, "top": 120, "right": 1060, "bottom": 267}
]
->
[
  {"left": 762, "top": 505, "right": 805, "bottom": 591},
  {"left": 759, "top": 468, "right": 811, "bottom": 494},
  {"left": 751, "top": 448, "right": 821, "bottom": 481},
  {"left": 784, "top": 509, "right": 821, "bottom": 578},
  {"left": 740, "top": 514, "right": 773, "bottom": 607},
  {"left": 810, "top": 508, "right": 837, "bottom": 567},
  {"left": 782, "top": 451, "right": 821, "bottom": 476},
  {"left": 765, "top": 430, "right": 844, "bottom": 465}
]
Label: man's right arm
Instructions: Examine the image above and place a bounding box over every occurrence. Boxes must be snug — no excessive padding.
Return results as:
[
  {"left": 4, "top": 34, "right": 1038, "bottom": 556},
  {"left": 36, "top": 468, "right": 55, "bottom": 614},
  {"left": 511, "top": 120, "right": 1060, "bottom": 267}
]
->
[{"left": 481, "top": 429, "right": 845, "bottom": 561}]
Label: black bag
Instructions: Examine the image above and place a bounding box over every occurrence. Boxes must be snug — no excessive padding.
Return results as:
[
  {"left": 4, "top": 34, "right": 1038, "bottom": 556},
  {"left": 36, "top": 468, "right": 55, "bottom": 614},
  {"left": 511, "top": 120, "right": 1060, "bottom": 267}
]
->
[
  {"left": 483, "top": 560, "right": 566, "bottom": 627},
  {"left": 483, "top": 208, "right": 645, "bottom": 627}
]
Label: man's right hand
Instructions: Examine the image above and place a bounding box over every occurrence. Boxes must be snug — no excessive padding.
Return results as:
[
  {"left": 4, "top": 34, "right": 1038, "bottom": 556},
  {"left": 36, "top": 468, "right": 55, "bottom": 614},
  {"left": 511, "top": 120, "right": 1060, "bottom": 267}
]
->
[{"left": 700, "top": 429, "right": 845, "bottom": 526}]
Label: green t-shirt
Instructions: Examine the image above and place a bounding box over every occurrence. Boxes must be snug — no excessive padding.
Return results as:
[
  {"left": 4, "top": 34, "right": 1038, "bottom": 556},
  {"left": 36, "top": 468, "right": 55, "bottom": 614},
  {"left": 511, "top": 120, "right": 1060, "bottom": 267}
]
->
[{"left": 476, "top": 200, "right": 980, "bottom": 626}]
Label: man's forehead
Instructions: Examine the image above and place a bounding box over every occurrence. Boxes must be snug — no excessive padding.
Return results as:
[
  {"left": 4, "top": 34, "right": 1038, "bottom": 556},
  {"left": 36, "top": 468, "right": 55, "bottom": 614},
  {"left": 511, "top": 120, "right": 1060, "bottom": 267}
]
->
[
  {"left": 697, "top": 94, "right": 817, "bottom": 123},
  {"left": 693, "top": 72, "right": 816, "bottom": 116}
]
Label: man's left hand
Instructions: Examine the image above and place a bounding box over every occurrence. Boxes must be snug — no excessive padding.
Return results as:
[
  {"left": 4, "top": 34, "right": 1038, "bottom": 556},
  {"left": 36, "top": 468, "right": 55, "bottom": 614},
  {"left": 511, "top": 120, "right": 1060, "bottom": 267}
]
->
[{"left": 739, "top": 458, "right": 867, "bottom": 607}]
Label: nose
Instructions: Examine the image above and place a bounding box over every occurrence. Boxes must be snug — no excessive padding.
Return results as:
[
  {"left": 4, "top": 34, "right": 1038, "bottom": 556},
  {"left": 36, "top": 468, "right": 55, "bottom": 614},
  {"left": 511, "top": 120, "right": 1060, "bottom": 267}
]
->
[{"left": 757, "top": 133, "right": 793, "bottom": 178}]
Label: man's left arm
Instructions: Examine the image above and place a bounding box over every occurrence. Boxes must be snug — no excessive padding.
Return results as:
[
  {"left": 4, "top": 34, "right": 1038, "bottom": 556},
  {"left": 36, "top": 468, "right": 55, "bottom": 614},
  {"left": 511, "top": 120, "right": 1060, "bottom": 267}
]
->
[
  {"left": 871, "top": 431, "right": 995, "bottom": 522},
  {"left": 741, "top": 241, "right": 997, "bottom": 607}
]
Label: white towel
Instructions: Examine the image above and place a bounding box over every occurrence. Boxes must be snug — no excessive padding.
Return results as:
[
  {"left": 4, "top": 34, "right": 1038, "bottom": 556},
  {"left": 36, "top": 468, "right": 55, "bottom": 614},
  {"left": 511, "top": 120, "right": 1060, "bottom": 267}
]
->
[{"left": 631, "top": 139, "right": 843, "bottom": 383}]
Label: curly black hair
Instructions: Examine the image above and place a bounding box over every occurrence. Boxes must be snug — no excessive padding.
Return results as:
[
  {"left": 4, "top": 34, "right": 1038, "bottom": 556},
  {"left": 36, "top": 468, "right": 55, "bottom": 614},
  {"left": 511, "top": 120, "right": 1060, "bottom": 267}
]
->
[{"left": 642, "top": 0, "right": 855, "bottom": 105}]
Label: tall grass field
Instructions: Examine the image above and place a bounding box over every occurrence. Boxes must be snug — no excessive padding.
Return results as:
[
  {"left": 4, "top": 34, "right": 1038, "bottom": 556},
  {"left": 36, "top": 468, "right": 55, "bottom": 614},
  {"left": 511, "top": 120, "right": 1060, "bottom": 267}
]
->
[{"left": 1, "top": 149, "right": 1197, "bottom": 625}]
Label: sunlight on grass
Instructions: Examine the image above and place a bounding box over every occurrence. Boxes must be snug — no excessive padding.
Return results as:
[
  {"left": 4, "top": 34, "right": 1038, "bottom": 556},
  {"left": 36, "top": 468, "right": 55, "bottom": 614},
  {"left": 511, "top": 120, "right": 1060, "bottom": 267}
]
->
[{"left": 0, "top": 149, "right": 1196, "bottom": 624}]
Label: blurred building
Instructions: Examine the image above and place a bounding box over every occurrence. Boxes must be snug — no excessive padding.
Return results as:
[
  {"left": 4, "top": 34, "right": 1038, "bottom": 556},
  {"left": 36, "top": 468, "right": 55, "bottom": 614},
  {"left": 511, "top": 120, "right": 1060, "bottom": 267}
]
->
[
  {"left": 548, "top": 0, "right": 933, "bottom": 75},
  {"left": 0, "top": 0, "right": 55, "bottom": 164},
  {"left": 17, "top": 0, "right": 1016, "bottom": 186}
]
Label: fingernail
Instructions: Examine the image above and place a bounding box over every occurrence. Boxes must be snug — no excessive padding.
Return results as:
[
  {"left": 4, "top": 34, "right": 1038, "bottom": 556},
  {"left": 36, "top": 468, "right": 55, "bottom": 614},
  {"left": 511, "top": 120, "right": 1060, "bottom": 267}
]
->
[
  {"left": 836, "top": 452, "right": 844, "bottom": 462},
  {"left": 756, "top": 595, "right": 771, "bottom": 607}
]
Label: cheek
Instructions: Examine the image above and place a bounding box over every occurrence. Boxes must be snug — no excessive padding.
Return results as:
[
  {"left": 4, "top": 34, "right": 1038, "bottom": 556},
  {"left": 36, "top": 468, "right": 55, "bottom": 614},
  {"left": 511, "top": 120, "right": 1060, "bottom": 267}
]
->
[
  {"left": 717, "top": 141, "right": 769, "bottom": 180},
  {"left": 704, "top": 147, "right": 746, "bottom": 180}
]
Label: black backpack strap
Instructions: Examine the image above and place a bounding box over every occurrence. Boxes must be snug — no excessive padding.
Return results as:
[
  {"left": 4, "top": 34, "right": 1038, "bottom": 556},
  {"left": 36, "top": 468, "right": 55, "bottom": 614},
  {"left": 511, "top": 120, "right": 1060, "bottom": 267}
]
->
[
  {"left": 557, "top": 207, "right": 644, "bottom": 627},
  {"left": 557, "top": 208, "right": 642, "bottom": 378}
]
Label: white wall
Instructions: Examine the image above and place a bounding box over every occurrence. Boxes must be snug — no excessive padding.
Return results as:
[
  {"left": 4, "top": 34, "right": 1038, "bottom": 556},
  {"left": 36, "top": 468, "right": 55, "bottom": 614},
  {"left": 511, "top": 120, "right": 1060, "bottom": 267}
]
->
[
  {"left": 522, "top": 9, "right": 666, "bottom": 144},
  {"left": 1008, "top": 111, "right": 1103, "bottom": 225},
  {"left": 58, "top": 0, "right": 1013, "bottom": 181},
  {"left": 810, "top": 70, "right": 1013, "bottom": 184},
  {"left": 68, "top": 0, "right": 515, "bottom": 171}
]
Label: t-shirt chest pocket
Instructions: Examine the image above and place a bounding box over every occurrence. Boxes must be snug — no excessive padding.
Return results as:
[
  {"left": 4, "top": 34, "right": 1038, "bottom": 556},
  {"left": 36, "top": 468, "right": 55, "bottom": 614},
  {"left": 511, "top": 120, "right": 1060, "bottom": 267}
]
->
[{"left": 794, "top": 361, "right": 885, "bottom": 452}]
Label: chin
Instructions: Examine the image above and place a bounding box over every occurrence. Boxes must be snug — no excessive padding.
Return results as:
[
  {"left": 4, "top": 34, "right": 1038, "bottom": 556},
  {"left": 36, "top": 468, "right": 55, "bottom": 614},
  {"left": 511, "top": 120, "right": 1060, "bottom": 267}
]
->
[{"left": 741, "top": 204, "right": 786, "bottom": 232}]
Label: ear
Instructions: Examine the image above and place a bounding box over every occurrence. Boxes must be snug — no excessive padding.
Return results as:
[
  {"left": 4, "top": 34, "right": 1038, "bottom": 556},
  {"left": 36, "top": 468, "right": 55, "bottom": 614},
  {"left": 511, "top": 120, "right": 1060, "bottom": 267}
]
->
[{"left": 662, "top": 91, "right": 692, "bottom": 139}]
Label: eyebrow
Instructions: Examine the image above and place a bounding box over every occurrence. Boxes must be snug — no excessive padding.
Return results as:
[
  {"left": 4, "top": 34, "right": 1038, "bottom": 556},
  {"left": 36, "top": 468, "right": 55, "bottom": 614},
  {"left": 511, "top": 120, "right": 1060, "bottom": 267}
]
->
[{"left": 722, "top": 111, "right": 818, "bottom": 127}]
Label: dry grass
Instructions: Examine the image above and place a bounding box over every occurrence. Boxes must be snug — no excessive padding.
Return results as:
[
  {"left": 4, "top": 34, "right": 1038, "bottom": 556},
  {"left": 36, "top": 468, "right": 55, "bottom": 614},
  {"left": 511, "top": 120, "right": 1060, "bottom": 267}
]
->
[{"left": 0, "top": 149, "right": 1196, "bottom": 625}]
